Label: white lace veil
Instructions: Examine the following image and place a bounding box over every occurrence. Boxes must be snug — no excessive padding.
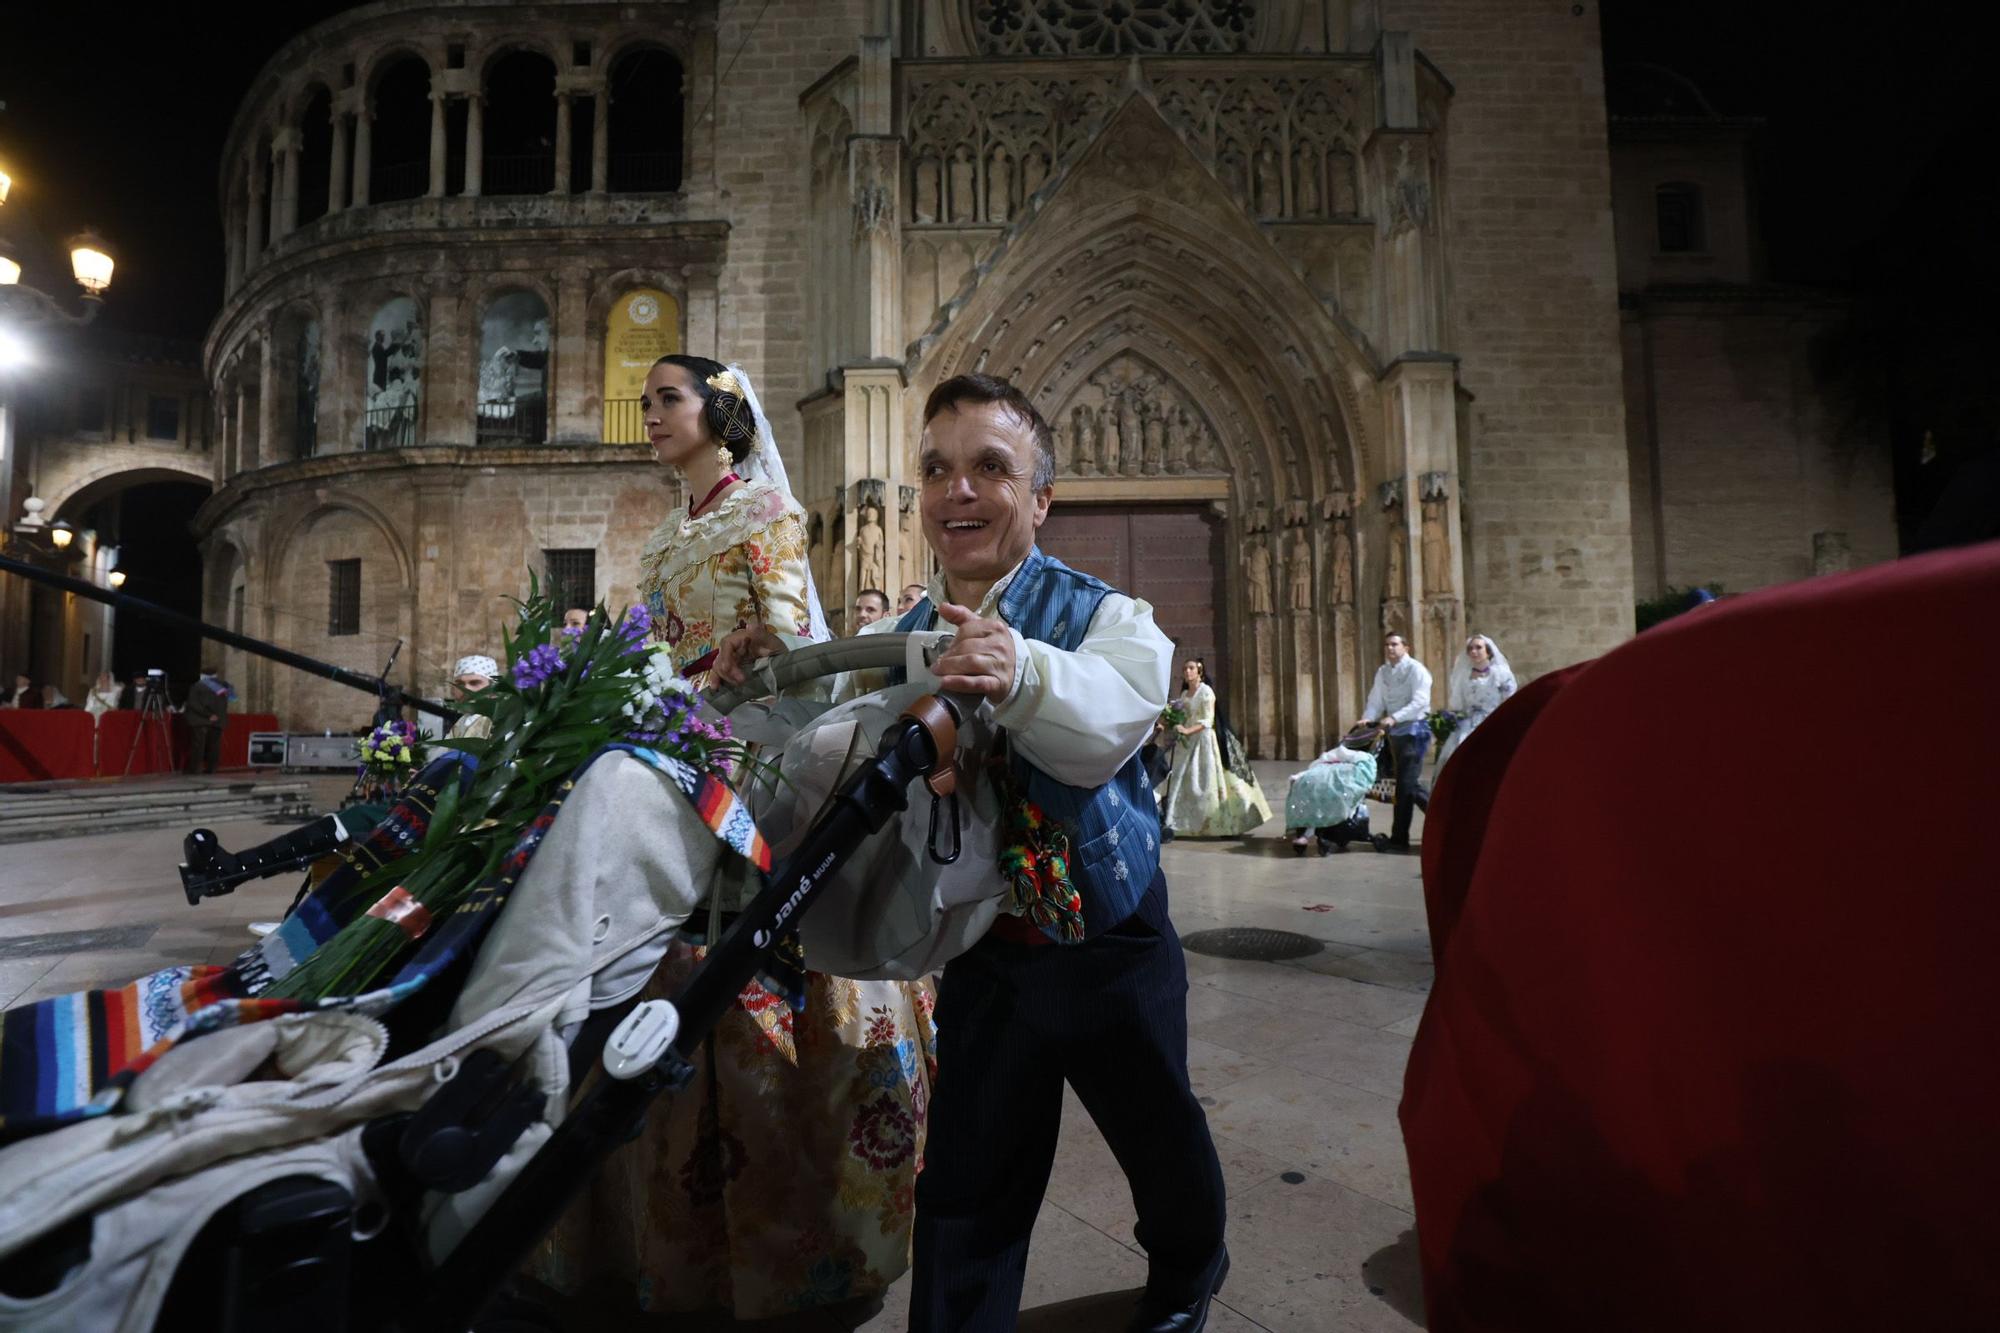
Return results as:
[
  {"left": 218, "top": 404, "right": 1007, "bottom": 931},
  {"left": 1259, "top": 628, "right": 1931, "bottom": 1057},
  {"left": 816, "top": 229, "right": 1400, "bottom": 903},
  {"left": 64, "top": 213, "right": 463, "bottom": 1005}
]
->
[
  {"left": 725, "top": 363, "right": 834, "bottom": 644},
  {"left": 1448, "top": 633, "right": 1514, "bottom": 705}
]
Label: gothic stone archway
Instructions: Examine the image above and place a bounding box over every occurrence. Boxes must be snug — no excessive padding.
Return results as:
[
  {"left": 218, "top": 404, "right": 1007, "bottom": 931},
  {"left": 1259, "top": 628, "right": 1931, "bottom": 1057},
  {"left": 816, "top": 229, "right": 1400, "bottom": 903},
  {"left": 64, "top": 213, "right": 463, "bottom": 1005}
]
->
[{"left": 911, "top": 96, "right": 1383, "bottom": 758}]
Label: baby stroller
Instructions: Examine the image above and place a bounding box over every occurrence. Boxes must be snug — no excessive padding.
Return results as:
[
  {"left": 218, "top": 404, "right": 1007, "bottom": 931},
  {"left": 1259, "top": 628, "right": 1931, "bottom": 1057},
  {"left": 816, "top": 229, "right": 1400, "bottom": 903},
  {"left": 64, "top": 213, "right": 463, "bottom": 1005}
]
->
[
  {"left": 0, "top": 636, "right": 970, "bottom": 1333},
  {"left": 1285, "top": 727, "right": 1392, "bottom": 856}
]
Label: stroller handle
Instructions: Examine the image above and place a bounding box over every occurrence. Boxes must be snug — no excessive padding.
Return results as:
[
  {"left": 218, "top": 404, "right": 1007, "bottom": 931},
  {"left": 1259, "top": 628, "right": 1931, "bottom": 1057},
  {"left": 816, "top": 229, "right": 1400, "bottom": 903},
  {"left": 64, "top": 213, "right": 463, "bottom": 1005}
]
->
[{"left": 702, "top": 633, "right": 929, "bottom": 715}]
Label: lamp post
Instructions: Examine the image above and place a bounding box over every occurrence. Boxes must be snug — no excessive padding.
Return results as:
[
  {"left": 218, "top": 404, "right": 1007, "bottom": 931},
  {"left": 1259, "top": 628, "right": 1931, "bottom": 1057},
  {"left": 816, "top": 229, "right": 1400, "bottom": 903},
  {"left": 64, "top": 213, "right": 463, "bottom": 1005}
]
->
[{"left": 0, "top": 160, "right": 120, "bottom": 680}]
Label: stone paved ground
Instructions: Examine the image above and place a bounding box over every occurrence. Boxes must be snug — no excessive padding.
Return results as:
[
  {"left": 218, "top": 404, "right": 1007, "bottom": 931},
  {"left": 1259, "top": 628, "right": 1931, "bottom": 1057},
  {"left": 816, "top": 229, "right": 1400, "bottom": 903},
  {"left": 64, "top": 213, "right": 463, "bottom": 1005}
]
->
[{"left": 0, "top": 763, "right": 1430, "bottom": 1332}]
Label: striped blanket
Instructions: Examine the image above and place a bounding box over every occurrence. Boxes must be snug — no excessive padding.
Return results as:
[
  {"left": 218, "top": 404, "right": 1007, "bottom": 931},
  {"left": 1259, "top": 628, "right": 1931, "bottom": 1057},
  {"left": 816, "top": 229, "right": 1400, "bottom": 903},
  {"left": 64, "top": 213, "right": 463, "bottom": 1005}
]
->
[{"left": 0, "top": 743, "right": 768, "bottom": 1139}]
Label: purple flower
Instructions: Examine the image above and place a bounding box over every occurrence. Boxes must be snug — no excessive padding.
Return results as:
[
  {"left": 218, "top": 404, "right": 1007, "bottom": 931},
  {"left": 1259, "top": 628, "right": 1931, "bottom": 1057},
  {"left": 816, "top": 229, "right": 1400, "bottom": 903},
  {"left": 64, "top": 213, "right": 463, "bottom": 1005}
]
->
[
  {"left": 512, "top": 643, "right": 564, "bottom": 690},
  {"left": 618, "top": 606, "right": 651, "bottom": 652}
]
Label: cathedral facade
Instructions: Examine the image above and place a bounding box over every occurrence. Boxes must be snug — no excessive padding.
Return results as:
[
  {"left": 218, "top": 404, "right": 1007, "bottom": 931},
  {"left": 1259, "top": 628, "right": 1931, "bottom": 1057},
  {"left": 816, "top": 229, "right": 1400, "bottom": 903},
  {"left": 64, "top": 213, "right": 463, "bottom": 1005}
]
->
[{"left": 185, "top": 0, "right": 1635, "bottom": 755}]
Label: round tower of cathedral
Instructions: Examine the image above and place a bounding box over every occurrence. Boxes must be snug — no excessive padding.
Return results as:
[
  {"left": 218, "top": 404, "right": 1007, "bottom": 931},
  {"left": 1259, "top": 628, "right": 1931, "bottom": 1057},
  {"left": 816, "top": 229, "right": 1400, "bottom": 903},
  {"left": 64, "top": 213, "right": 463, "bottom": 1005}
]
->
[{"left": 198, "top": 0, "right": 1639, "bottom": 753}]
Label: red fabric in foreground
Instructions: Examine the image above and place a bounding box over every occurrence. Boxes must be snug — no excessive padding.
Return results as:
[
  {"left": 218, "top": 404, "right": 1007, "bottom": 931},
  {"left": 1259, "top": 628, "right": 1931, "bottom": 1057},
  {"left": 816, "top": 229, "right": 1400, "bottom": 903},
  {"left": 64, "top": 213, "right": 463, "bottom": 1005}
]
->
[
  {"left": 0, "top": 712, "right": 279, "bottom": 781},
  {"left": 1402, "top": 542, "right": 2000, "bottom": 1331}
]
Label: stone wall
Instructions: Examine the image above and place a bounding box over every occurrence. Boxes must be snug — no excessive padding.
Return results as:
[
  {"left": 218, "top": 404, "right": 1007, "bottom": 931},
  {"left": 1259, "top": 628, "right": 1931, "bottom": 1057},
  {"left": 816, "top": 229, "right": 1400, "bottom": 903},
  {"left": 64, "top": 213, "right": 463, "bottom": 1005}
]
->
[
  {"left": 1625, "top": 297, "right": 1897, "bottom": 598},
  {"left": 1385, "top": 0, "right": 1635, "bottom": 677},
  {"left": 709, "top": 0, "right": 867, "bottom": 477}
]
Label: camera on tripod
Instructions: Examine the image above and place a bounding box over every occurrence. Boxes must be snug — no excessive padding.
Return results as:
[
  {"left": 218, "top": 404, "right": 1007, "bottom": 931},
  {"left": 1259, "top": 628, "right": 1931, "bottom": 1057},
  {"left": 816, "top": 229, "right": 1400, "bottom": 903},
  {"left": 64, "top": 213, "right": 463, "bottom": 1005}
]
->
[{"left": 139, "top": 668, "right": 169, "bottom": 701}]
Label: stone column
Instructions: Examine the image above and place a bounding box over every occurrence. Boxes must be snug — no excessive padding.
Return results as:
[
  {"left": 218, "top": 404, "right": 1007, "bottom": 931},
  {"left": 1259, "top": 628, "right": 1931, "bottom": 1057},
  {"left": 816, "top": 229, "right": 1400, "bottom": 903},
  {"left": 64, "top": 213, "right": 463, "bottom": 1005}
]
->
[
  {"left": 352, "top": 107, "right": 373, "bottom": 206},
  {"left": 589, "top": 89, "right": 609, "bottom": 192},
  {"left": 276, "top": 129, "right": 302, "bottom": 236},
  {"left": 321, "top": 295, "right": 352, "bottom": 452},
  {"left": 553, "top": 93, "right": 572, "bottom": 194},
  {"left": 463, "top": 95, "right": 484, "bottom": 196},
  {"left": 329, "top": 114, "right": 350, "bottom": 213},
  {"left": 234, "top": 382, "right": 255, "bottom": 474},
  {"left": 428, "top": 92, "right": 448, "bottom": 197},
  {"left": 424, "top": 282, "right": 470, "bottom": 446},
  {"left": 551, "top": 265, "right": 592, "bottom": 443},
  {"left": 267, "top": 150, "right": 283, "bottom": 247},
  {"left": 256, "top": 329, "right": 278, "bottom": 467},
  {"left": 224, "top": 204, "right": 243, "bottom": 289},
  {"left": 244, "top": 154, "right": 265, "bottom": 268},
  {"left": 213, "top": 395, "right": 232, "bottom": 484}
]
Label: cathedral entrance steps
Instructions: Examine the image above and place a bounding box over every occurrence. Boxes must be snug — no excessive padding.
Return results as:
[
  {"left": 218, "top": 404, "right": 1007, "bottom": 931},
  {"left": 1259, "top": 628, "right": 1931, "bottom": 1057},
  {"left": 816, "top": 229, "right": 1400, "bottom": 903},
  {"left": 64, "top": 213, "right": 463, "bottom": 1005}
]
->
[{"left": 0, "top": 776, "right": 317, "bottom": 844}]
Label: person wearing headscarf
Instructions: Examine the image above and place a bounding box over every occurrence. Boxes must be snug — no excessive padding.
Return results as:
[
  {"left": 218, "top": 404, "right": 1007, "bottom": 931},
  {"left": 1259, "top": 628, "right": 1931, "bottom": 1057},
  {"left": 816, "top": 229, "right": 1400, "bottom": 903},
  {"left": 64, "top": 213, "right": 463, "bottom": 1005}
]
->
[
  {"left": 84, "top": 671, "right": 123, "bottom": 719},
  {"left": 445, "top": 654, "right": 497, "bottom": 741},
  {"left": 1435, "top": 633, "right": 1517, "bottom": 771},
  {"left": 538, "top": 355, "right": 931, "bottom": 1321}
]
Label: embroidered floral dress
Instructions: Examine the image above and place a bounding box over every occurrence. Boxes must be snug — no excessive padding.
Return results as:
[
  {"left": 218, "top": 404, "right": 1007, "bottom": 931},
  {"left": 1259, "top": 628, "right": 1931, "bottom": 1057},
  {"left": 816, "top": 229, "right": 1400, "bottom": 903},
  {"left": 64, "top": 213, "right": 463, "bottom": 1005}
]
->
[
  {"left": 1157, "top": 681, "right": 1273, "bottom": 838},
  {"left": 537, "top": 478, "right": 936, "bottom": 1319}
]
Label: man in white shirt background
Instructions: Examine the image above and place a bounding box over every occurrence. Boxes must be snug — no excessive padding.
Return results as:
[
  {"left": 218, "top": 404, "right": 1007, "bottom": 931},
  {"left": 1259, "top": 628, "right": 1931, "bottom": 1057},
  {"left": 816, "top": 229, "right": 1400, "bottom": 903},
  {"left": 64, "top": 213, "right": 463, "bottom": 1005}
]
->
[
  {"left": 1363, "top": 631, "right": 1434, "bottom": 852},
  {"left": 851, "top": 587, "right": 889, "bottom": 631}
]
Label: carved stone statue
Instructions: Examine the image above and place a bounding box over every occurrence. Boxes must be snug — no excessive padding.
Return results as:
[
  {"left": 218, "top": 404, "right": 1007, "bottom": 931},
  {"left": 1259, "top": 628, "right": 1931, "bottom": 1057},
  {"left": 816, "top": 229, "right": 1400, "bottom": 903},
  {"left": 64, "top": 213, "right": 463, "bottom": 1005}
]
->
[
  {"left": 1384, "top": 527, "right": 1408, "bottom": 603},
  {"left": 1329, "top": 151, "right": 1358, "bottom": 215},
  {"left": 1219, "top": 149, "right": 1250, "bottom": 209},
  {"left": 1116, "top": 394, "right": 1141, "bottom": 476},
  {"left": 912, "top": 155, "right": 940, "bottom": 223},
  {"left": 856, "top": 501, "right": 886, "bottom": 595},
  {"left": 1099, "top": 400, "right": 1120, "bottom": 474},
  {"left": 1021, "top": 150, "right": 1048, "bottom": 199},
  {"left": 1421, "top": 495, "right": 1450, "bottom": 596},
  {"left": 1293, "top": 144, "right": 1321, "bottom": 217},
  {"left": 1287, "top": 535, "right": 1313, "bottom": 612},
  {"left": 1166, "top": 406, "right": 1190, "bottom": 474},
  {"left": 1331, "top": 524, "right": 1354, "bottom": 605},
  {"left": 948, "top": 147, "right": 976, "bottom": 223},
  {"left": 1255, "top": 143, "right": 1284, "bottom": 218},
  {"left": 1246, "top": 539, "right": 1275, "bottom": 616},
  {"left": 1141, "top": 402, "right": 1164, "bottom": 475},
  {"left": 987, "top": 146, "right": 1012, "bottom": 223}
]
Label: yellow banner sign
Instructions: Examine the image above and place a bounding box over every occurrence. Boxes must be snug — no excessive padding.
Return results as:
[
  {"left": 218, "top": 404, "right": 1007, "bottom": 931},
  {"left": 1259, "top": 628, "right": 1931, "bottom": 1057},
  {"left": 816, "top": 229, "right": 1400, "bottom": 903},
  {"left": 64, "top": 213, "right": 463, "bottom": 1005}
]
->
[{"left": 602, "top": 289, "right": 680, "bottom": 443}]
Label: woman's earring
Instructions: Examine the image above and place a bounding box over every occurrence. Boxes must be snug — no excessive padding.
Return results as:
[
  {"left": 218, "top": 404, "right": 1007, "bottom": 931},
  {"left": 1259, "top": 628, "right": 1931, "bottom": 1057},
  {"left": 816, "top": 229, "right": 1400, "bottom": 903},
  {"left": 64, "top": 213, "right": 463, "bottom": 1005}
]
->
[{"left": 715, "top": 445, "right": 733, "bottom": 472}]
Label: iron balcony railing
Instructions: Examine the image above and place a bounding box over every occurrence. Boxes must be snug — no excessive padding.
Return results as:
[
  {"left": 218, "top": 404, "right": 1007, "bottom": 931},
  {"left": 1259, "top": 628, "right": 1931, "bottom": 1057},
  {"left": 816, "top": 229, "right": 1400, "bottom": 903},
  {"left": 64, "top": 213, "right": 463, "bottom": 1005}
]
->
[
  {"left": 476, "top": 397, "right": 548, "bottom": 446},
  {"left": 362, "top": 404, "right": 417, "bottom": 451}
]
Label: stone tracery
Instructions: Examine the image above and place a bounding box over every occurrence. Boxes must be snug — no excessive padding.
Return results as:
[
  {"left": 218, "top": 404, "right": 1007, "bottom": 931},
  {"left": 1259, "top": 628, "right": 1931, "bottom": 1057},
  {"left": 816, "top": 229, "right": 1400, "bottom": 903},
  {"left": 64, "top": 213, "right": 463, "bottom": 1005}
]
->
[{"left": 968, "top": 0, "right": 1265, "bottom": 57}]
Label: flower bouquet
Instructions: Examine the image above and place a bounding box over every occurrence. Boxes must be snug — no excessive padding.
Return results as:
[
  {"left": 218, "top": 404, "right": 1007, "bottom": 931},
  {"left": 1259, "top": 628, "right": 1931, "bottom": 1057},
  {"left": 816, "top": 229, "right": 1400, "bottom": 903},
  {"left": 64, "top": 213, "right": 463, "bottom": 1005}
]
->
[
  {"left": 1425, "top": 709, "right": 1460, "bottom": 746},
  {"left": 266, "top": 579, "right": 753, "bottom": 1001},
  {"left": 351, "top": 718, "right": 424, "bottom": 803},
  {"left": 1159, "top": 704, "right": 1188, "bottom": 731}
]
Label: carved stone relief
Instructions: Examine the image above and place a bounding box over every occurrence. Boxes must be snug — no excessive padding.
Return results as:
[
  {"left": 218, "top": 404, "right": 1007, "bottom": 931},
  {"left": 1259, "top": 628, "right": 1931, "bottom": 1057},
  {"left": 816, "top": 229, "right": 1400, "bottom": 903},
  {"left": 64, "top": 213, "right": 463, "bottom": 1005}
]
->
[
  {"left": 967, "top": 0, "right": 1265, "bottom": 56},
  {"left": 1246, "top": 537, "right": 1275, "bottom": 616},
  {"left": 905, "top": 73, "right": 1117, "bottom": 227},
  {"left": 1152, "top": 70, "right": 1366, "bottom": 224},
  {"left": 1051, "top": 354, "right": 1225, "bottom": 478},
  {"left": 1286, "top": 530, "right": 1313, "bottom": 613}
]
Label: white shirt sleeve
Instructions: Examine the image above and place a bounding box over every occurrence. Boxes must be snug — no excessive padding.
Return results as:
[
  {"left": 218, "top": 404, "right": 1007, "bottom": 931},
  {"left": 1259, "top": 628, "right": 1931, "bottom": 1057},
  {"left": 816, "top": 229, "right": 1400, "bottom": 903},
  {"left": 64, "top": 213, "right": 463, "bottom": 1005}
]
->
[
  {"left": 1362, "top": 668, "right": 1387, "bottom": 722},
  {"left": 1391, "top": 661, "right": 1433, "bottom": 725},
  {"left": 991, "top": 592, "right": 1172, "bottom": 789}
]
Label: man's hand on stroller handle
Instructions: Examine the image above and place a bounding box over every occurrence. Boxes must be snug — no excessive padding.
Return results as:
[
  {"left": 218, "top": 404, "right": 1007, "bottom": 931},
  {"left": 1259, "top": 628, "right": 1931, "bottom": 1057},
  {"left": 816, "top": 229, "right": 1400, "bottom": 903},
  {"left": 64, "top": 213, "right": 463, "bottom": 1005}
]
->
[{"left": 930, "top": 602, "right": 1015, "bottom": 701}]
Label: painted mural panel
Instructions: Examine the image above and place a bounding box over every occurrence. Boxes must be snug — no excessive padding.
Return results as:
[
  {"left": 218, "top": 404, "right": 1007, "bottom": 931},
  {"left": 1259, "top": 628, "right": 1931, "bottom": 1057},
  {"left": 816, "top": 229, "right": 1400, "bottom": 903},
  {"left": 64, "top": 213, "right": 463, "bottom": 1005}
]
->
[
  {"left": 602, "top": 288, "right": 680, "bottom": 443},
  {"left": 364, "top": 297, "right": 423, "bottom": 450},
  {"left": 476, "top": 290, "right": 551, "bottom": 445}
]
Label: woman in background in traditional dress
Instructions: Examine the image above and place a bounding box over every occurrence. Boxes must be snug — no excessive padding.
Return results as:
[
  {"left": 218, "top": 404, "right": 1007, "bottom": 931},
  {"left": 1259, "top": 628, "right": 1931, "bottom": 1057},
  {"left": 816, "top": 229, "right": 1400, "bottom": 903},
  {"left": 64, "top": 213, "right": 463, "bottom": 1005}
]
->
[
  {"left": 1436, "top": 634, "right": 1516, "bottom": 772},
  {"left": 539, "top": 355, "right": 933, "bottom": 1321},
  {"left": 1157, "top": 657, "right": 1272, "bottom": 838}
]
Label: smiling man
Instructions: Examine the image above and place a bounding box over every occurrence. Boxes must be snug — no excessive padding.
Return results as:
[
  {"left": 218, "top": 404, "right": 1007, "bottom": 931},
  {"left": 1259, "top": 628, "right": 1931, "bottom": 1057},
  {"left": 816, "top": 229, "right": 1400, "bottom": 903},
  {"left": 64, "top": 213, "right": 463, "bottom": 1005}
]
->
[
  {"left": 887, "top": 374, "right": 1229, "bottom": 1333},
  {"left": 712, "top": 373, "right": 1229, "bottom": 1330}
]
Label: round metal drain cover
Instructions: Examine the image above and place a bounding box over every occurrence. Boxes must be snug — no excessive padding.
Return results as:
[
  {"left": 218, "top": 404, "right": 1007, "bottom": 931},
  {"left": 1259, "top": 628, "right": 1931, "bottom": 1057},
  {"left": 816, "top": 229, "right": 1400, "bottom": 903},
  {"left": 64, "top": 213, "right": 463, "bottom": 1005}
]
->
[{"left": 1181, "top": 927, "right": 1324, "bottom": 962}]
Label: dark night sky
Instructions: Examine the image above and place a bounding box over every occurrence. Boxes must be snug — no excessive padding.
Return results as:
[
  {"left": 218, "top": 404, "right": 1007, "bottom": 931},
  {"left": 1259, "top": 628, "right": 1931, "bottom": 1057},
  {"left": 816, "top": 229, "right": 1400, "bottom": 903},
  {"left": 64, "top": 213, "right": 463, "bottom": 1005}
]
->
[
  {"left": 2, "top": 1, "right": 1991, "bottom": 541},
  {"left": 0, "top": 1, "right": 1983, "bottom": 333}
]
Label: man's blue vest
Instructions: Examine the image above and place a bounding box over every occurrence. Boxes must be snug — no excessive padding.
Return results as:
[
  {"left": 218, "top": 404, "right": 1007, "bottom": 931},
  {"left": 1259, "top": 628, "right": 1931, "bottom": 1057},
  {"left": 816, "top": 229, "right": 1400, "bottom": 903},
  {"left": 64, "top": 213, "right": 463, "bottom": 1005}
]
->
[{"left": 894, "top": 547, "right": 1163, "bottom": 940}]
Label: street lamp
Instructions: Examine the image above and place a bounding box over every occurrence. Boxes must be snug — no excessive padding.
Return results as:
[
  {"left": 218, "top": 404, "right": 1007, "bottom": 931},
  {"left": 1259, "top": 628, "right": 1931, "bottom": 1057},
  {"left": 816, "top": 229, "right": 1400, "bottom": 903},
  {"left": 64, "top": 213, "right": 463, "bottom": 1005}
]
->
[
  {"left": 48, "top": 519, "right": 74, "bottom": 550},
  {"left": 68, "top": 230, "right": 114, "bottom": 298},
  {"left": 107, "top": 566, "right": 126, "bottom": 589}
]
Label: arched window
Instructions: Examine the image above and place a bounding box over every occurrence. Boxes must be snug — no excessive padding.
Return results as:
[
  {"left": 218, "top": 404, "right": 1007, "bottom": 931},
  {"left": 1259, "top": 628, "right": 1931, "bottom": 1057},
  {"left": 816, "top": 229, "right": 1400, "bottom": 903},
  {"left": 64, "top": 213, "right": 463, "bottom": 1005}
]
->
[
  {"left": 1655, "top": 182, "right": 1705, "bottom": 254},
  {"left": 607, "top": 48, "right": 685, "bottom": 192},
  {"left": 484, "top": 50, "right": 558, "bottom": 195},
  {"left": 298, "top": 86, "right": 334, "bottom": 223},
  {"left": 370, "top": 57, "right": 432, "bottom": 203},
  {"left": 476, "top": 290, "right": 551, "bottom": 444},
  {"left": 363, "top": 297, "right": 423, "bottom": 450}
]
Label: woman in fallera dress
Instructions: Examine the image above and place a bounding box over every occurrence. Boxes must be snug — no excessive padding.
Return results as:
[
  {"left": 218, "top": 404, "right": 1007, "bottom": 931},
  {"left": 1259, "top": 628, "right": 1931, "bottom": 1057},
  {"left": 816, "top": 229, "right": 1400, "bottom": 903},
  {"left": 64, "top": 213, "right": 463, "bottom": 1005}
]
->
[
  {"left": 1157, "top": 657, "right": 1272, "bottom": 839},
  {"left": 538, "top": 355, "right": 935, "bottom": 1319},
  {"left": 1436, "top": 633, "right": 1516, "bottom": 772}
]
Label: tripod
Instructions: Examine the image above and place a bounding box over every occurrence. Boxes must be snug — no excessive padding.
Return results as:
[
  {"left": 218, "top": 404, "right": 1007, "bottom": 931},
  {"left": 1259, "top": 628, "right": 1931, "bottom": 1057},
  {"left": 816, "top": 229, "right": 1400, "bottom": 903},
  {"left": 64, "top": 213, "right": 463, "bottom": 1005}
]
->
[{"left": 124, "top": 683, "right": 176, "bottom": 776}]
